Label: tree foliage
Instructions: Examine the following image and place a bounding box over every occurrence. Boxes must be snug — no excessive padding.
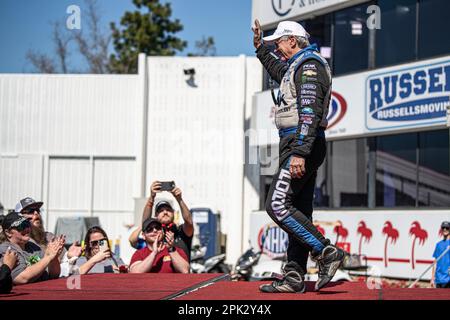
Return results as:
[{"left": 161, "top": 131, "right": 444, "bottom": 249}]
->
[
  {"left": 109, "top": 0, "right": 187, "bottom": 73},
  {"left": 188, "top": 36, "right": 216, "bottom": 57}
]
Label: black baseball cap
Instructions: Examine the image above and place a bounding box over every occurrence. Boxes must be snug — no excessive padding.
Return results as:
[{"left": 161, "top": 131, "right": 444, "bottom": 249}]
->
[
  {"left": 15, "top": 197, "right": 43, "bottom": 213},
  {"left": 441, "top": 221, "right": 450, "bottom": 229},
  {"left": 155, "top": 201, "right": 174, "bottom": 213},
  {"left": 2, "top": 212, "right": 30, "bottom": 230},
  {"left": 142, "top": 217, "right": 162, "bottom": 232}
]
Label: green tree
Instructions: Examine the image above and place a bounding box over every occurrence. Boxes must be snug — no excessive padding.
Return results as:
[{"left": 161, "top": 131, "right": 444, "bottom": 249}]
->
[{"left": 109, "top": 0, "right": 187, "bottom": 73}]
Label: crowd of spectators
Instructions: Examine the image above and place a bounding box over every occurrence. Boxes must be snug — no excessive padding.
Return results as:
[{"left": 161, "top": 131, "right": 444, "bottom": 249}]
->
[{"left": 0, "top": 180, "right": 193, "bottom": 294}]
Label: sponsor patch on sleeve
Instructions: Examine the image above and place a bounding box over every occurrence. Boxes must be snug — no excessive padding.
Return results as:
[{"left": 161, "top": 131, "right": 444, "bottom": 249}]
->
[
  {"left": 301, "top": 124, "right": 309, "bottom": 135},
  {"left": 301, "top": 98, "right": 316, "bottom": 105},
  {"left": 301, "top": 75, "right": 318, "bottom": 83},
  {"left": 300, "top": 115, "right": 313, "bottom": 124},
  {"left": 302, "top": 63, "right": 317, "bottom": 70},
  {"left": 300, "top": 89, "right": 317, "bottom": 96},
  {"left": 301, "top": 84, "right": 317, "bottom": 90},
  {"left": 302, "top": 70, "right": 317, "bottom": 77},
  {"left": 300, "top": 107, "right": 314, "bottom": 114}
]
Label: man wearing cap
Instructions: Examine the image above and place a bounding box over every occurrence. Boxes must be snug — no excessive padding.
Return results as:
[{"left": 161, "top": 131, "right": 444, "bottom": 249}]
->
[
  {"left": 14, "top": 197, "right": 82, "bottom": 275},
  {"left": 129, "top": 181, "right": 194, "bottom": 259},
  {"left": 252, "top": 19, "right": 345, "bottom": 293},
  {"left": 431, "top": 221, "right": 450, "bottom": 288},
  {"left": 15, "top": 197, "right": 50, "bottom": 249},
  {"left": 129, "top": 217, "right": 189, "bottom": 273},
  {"left": 0, "top": 212, "right": 64, "bottom": 284}
]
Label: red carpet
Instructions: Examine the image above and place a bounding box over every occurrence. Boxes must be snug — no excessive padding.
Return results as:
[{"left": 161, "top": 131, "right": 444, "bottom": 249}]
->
[
  {"left": 0, "top": 273, "right": 226, "bottom": 300},
  {"left": 177, "top": 280, "right": 450, "bottom": 300},
  {"left": 0, "top": 275, "right": 448, "bottom": 300}
]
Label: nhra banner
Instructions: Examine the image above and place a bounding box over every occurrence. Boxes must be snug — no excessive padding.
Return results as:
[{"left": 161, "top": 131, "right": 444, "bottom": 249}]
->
[{"left": 249, "top": 210, "right": 450, "bottom": 280}]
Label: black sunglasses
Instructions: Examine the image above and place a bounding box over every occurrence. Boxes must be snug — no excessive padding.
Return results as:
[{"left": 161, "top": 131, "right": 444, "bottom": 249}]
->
[
  {"left": 89, "top": 238, "right": 107, "bottom": 247},
  {"left": 145, "top": 225, "right": 162, "bottom": 233},
  {"left": 22, "top": 208, "right": 40, "bottom": 215},
  {"left": 442, "top": 227, "right": 449, "bottom": 231}
]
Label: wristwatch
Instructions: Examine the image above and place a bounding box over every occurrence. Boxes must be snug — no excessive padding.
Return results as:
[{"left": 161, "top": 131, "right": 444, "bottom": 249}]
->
[{"left": 168, "top": 246, "right": 176, "bottom": 253}]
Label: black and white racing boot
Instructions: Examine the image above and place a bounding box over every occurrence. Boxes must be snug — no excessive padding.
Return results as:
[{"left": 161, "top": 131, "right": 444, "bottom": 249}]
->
[
  {"left": 259, "top": 261, "right": 306, "bottom": 293},
  {"left": 313, "top": 245, "right": 346, "bottom": 291}
]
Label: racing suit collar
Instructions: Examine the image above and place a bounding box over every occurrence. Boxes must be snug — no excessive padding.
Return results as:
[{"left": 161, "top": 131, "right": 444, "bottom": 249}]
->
[{"left": 287, "top": 43, "right": 319, "bottom": 65}]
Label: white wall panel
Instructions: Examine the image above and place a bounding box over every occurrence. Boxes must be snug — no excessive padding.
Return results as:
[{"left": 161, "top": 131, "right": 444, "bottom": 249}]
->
[
  {"left": 48, "top": 159, "right": 91, "bottom": 211},
  {"left": 93, "top": 159, "right": 136, "bottom": 211},
  {"left": 0, "top": 154, "right": 43, "bottom": 209},
  {"left": 146, "top": 56, "right": 262, "bottom": 262},
  {"left": 0, "top": 75, "right": 141, "bottom": 156}
]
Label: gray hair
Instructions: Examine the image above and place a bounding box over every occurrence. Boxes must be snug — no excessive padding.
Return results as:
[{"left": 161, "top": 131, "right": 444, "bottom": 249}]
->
[{"left": 295, "top": 36, "right": 310, "bottom": 49}]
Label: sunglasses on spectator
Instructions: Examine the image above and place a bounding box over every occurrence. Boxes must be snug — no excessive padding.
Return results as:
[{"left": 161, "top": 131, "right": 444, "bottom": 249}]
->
[
  {"left": 22, "top": 208, "right": 40, "bottom": 215},
  {"left": 145, "top": 225, "right": 162, "bottom": 233},
  {"left": 442, "top": 227, "right": 449, "bottom": 231},
  {"left": 90, "top": 238, "right": 107, "bottom": 247}
]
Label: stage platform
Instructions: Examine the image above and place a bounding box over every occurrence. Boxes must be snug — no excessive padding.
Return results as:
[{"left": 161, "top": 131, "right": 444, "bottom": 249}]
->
[{"left": 0, "top": 274, "right": 448, "bottom": 300}]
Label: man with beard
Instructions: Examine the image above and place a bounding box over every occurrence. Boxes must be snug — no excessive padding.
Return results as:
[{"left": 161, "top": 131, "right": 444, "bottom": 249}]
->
[
  {"left": 129, "top": 182, "right": 193, "bottom": 259},
  {"left": 14, "top": 197, "right": 82, "bottom": 276}
]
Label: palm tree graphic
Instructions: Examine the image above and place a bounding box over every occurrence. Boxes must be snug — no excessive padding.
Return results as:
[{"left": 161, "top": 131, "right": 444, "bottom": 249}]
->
[
  {"left": 333, "top": 221, "right": 348, "bottom": 244},
  {"left": 317, "top": 225, "right": 325, "bottom": 236},
  {"left": 357, "top": 221, "right": 373, "bottom": 255},
  {"left": 409, "top": 221, "right": 428, "bottom": 269},
  {"left": 382, "top": 221, "right": 399, "bottom": 267}
]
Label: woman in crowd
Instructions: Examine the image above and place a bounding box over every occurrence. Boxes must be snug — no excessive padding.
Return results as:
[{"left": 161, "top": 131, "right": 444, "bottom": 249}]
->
[{"left": 76, "top": 226, "right": 126, "bottom": 274}]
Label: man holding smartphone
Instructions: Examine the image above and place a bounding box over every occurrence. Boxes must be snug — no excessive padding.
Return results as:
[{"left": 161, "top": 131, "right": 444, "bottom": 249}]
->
[{"left": 129, "top": 181, "right": 194, "bottom": 260}]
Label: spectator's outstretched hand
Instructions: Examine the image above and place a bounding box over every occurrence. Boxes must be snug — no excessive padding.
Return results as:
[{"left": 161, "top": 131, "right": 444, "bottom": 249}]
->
[
  {"left": 150, "top": 181, "right": 162, "bottom": 199},
  {"left": 45, "top": 238, "right": 63, "bottom": 260},
  {"left": 152, "top": 234, "right": 165, "bottom": 253},
  {"left": 171, "top": 187, "right": 183, "bottom": 202},
  {"left": 67, "top": 241, "right": 82, "bottom": 259},
  {"left": 3, "top": 248, "right": 18, "bottom": 270},
  {"left": 56, "top": 235, "right": 66, "bottom": 257},
  {"left": 165, "top": 231, "right": 175, "bottom": 249}
]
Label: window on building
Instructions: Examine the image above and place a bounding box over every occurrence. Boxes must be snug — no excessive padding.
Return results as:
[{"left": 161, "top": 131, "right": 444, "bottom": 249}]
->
[
  {"left": 418, "top": 0, "right": 450, "bottom": 60},
  {"left": 301, "top": 14, "right": 333, "bottom": 66},
  {"left": 375, "top": 0, "right": 417, "bottom": 68},
  {"left": 314, "top": 153, "right": 330, "bottom": 208},
  {"left": 376, "top": 132, "right": 417, "bottom": 207},
  {"left": 333, "top": 3, "right": 371, "bottom": 75},
  {"left": 328, "top": 139, "right": 369, "bottom": 207},
  {"left": 418, "top": 129, "right": 450, "bottom": 207}
]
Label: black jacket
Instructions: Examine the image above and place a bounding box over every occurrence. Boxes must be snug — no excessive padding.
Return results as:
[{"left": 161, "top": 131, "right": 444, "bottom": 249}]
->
[
  {"left": 0, "top": 264, "right": 13, "bottom": 294},
  {"left": 256, "top": 44, "right": 331, "bottom": 158}
]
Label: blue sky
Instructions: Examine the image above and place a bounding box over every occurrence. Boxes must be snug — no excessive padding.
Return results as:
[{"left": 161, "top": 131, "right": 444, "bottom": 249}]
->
[{"left": 0, "top": 0, "right": 254, "bottom": 73}]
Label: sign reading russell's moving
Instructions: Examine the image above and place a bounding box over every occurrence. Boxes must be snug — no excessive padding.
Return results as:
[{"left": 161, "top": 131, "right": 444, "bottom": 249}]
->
[{"left": 366, "top": 60, "right": 450, "bottom": 131}]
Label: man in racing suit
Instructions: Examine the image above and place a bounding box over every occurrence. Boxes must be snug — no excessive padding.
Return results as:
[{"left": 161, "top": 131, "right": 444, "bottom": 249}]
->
[{"left": 252, "top": 19, "right": 345, "bottom": 293}]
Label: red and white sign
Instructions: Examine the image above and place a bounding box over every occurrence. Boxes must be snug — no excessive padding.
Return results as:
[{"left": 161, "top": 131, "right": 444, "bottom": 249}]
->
[{"left": 249, "top": 210, "right": 450, "bottom": 280}]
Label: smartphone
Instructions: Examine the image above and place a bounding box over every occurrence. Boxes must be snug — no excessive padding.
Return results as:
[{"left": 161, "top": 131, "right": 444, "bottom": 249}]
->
[
  {"left": 160, "top": 181, "right": 175, "bottom": 191},
  {"left": 98, "top": 239, "right": 109, "bottom": 252}
]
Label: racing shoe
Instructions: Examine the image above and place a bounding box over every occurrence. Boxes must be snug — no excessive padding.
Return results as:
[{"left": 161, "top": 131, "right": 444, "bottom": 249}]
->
[
  {"left": 313, "top": 245, "right": 346, "bottom": 291},
  {"left": 259, "top": 261, "right": 306, "bottom": 293}
]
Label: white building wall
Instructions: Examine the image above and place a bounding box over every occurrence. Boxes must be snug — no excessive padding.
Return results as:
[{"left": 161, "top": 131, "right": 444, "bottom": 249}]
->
[
  {"left": 0, "top": 74, "right": 142, "bottom": 263},
  {"left": 242, "top": 58, "right": 263, "bottom": 253},
  {"left": 145, "top": 56, "right": 262, "bottom": 263},
  {"left": 1, "top": 56, "right": 263, "bottom": 265}
]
